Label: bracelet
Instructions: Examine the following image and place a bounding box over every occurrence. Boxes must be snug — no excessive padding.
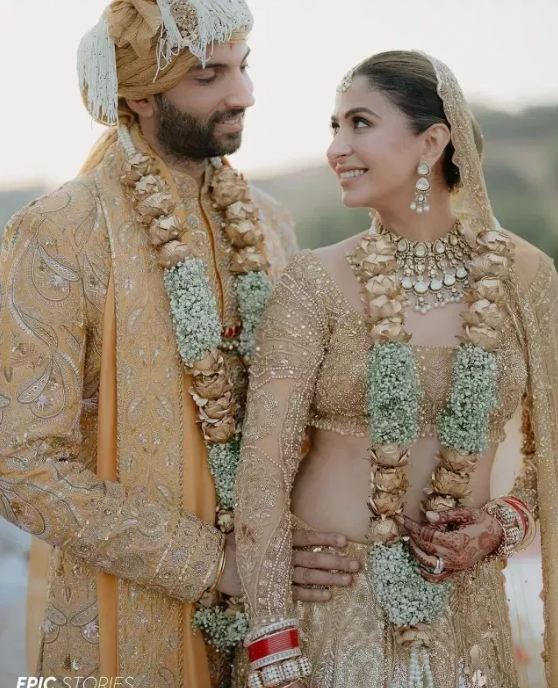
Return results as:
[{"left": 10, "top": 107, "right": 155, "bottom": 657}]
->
[
  {"left": 502, "top": 497, "right": 527, "bottom": 532},
  {"left": 250, "top": 648, "right": 302, "bottom": 672},
  {"left": 248, "top": 656, "right": 312, "bottom": 688},
  {"left": 207, "top": 538, "right": 227, "bottom": 593},
  {"left": 485, "top": 498, "right": 524, "bottom": 559},
  {"left": 500, "top": 496, "right": 537, "bottom": 550}
]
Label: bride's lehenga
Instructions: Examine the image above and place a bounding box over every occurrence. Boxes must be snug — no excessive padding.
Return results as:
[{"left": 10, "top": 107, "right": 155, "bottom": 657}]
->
[{"left": 236, "top": 250, "right": 537, "bottom": 687}]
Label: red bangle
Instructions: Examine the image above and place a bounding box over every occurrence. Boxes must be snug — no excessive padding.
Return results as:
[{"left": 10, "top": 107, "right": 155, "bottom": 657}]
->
[
  {"left": 501, "top": 496, "right": 528, "bottom": 532},
  {"left": 248, "top": 629, "right": 300, "bottom": 664},
  {"left": 501, "top": 495, "right": 528, "bottom": 511}
]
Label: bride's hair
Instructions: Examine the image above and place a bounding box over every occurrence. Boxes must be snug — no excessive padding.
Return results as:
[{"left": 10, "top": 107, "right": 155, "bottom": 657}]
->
[{"left": 353, "top": 51, "right": 484, "bottom": 191}]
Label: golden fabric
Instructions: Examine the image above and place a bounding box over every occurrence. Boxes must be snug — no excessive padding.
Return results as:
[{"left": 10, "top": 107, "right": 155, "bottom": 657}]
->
[
  {"left": 236, "top": 240, "right": 556, "bottom": 685},
  {"left": 0, "top": 136, "right": 296, "bottom": 685},
  {"left": 26, "top": 538, "right": 51, "bottom": 675},
  {"left": 306, "top": 253, "right": 527, "bottom": 442},
  {"left": 295, "top": 520, "right": 515, "bottom": 688},
  {"left": 96, "top": 271, "right": 118, "bottom": 680}
]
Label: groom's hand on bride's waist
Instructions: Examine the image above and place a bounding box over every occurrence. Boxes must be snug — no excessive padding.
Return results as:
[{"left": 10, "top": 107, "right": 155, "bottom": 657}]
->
[{"left": 291, "top": 530, "right": 361, "bottom": 603}]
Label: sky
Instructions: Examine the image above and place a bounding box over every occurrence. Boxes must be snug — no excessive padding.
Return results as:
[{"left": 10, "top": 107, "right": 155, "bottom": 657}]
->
[{"left": 0, "top": 0, "right": 557, "bottom": 187}]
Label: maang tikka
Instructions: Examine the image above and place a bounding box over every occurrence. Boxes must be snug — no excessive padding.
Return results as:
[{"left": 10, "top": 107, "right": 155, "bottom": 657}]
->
[{"left": 410, "top": 162, "right": 431, "bottom": 213}]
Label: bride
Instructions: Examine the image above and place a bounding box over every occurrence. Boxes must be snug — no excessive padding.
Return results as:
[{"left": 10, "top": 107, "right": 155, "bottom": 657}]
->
[{"left": 234, "top": 51, "right": 557, "bottom": 688}]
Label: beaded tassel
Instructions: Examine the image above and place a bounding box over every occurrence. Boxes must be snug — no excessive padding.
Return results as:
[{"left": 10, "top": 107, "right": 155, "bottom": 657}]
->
[
  {"left": 77, "top": 17, "right": 118, "bottom": 125},
  {"left": 408, "top": 649, "right": 435, "bottom": 688}
]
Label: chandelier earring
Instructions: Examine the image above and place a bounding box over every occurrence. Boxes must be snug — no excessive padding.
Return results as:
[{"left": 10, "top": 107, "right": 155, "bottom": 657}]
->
[{"left": 410, "top": 162, "right": 431, "bottom": 214}]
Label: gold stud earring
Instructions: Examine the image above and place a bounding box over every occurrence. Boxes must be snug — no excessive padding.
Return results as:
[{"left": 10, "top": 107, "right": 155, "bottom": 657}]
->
[{"left": 410, "top": 162, "right": 431, "bottom": 214}]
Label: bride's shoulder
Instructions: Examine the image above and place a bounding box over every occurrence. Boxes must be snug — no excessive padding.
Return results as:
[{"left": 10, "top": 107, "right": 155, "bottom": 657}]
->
[
  {"left": 312, "top": 233, "right": 361, "bottom": 266},
  {"left": 501, "top": 227, "right": 556, "bottom": 287},
  {"left": 279, "top": 240, "right": 350, "bottom": 304}
]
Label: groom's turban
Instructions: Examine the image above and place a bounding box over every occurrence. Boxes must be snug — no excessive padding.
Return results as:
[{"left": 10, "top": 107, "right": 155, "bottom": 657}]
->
[{"left": 78, "top": 0, "right": 253, "bottom": 126}]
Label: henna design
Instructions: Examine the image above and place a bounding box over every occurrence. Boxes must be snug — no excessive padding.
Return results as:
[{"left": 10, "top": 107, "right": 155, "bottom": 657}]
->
[
  {"left": 406, "top": 511, "right": 504, "bottom": 572},
  {"left": 432, "top": 507, "right": 479, "bottom": 526},
  {"left": 478, "top": 516, "right": 502, "bottom": 554}
]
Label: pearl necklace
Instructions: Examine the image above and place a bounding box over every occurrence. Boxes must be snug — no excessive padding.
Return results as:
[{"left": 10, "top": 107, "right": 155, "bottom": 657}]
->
[{"left": 382, "top": 221, "right": 472, "bottom": 315}]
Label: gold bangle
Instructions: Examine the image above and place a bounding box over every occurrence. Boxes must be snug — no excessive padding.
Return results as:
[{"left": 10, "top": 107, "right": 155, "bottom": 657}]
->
[{"left": 208, "top": 538, "right": 227, "bottom": 593}]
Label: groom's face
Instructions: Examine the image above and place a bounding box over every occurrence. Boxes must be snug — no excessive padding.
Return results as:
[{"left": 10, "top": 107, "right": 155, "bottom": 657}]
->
[{"left": 154, "top": 43, "right": 255, "bottom": 160}]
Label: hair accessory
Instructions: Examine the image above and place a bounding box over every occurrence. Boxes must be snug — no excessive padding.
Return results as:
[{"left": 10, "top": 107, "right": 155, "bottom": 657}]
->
[{"left": 337, "top": 69, "right": 354, "bottom": 93}]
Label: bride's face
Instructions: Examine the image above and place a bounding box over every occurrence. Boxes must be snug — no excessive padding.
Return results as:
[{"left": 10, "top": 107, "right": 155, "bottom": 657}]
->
[{"left": 327, "top": 76, "right": 425, "bottom": 209}]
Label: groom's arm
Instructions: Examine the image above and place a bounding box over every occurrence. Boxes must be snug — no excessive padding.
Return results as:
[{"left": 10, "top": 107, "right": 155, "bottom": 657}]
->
[{"left": 0, "top": 199, "right": 223, "bottom": 605}]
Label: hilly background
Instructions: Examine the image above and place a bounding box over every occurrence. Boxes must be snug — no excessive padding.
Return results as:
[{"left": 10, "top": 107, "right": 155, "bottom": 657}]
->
[{"left": 1, "top": 103, "right": 558, "bottom": 261}]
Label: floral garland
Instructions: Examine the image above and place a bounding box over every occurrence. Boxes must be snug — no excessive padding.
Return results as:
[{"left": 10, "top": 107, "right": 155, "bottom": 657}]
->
[
  {"left": 118, "top": 129, "right": 272, "bottom": 658},
  {"left": 348, "top": 216, "right": 512, "bottom": 686}
]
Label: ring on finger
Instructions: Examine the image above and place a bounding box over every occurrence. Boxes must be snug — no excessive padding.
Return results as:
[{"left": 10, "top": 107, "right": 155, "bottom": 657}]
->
[{"left": 433, "top": 555, "right": 445, "bottom": 575}]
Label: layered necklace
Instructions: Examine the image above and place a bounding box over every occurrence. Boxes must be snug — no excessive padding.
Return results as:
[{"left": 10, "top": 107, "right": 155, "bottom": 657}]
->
[
  {"left": 347, "top": 215, "right": 513, "bottom": 688},
  {"left": 118, "top": 126, "right": 271, "bottom": 657},
  {"left": 385, "top": 220, "right": 472, "bottom": 314}
]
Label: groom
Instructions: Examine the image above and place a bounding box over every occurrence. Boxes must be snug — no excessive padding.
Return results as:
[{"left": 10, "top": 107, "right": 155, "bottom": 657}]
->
[{"left": 0, "top": 1, "right": 359, "bottom": 686}]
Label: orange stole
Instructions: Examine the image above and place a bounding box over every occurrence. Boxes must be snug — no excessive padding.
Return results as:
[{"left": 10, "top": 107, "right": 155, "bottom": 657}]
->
[{"left": 96, "top": 274, "right": 217, "bottom": 686}]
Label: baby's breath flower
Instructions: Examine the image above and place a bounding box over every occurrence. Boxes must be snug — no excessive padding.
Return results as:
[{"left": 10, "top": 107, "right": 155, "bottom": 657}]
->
[
  {"left": 367, "top": 343, "right": 421, "bottom": 446},
  {"left": 193, "top": 607, "right": 249, "bottom": 654},
  {"left": 208, "top": 436, "right": 241, "bottom": 511},
  {"left": 163, "top": 258, "right": 222, "bottom": 365},
  {"left": 236, "top": 271, "right": 273, "bottom": 358},
  {"left": 369, "top": 541, "right": 453, "bottom": 627},
  {"left": 437, "top": 344, "right": 498, "bottom": 454}
]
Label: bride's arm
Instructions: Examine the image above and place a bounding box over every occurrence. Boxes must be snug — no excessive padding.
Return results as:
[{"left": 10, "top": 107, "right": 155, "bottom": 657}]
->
[{"left": 235, "top": 255, "right": 326, "bottom": 679}]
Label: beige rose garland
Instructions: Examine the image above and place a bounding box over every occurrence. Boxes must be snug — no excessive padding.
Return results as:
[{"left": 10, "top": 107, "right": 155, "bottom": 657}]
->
[
  {"left": 118, "top": 127, "right": 273, "bottom": 656},
  {"left": 347, "top": 215, "right": 513, "bottom": 686}
]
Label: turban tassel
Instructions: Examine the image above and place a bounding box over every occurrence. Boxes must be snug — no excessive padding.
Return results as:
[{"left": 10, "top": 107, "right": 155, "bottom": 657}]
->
[{"left": 77, "top": 16, "right": 119, "bottom": 126}]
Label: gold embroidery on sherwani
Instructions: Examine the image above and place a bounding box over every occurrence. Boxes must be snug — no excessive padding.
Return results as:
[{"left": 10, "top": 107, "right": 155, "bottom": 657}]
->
[
  {"left": 0, "top": 138, "right": 297, "bottom": 687},
  {"left": 235, "top": 248, "right": 553, "bottom": 688}
]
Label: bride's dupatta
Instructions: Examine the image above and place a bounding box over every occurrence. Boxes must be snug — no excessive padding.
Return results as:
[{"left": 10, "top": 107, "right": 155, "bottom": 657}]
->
[
  {"left": 426, "top": 52, "right": 557, "bottom": 685},
  {"left": 507, "top": 245, "right": 558, "bottom": 686}
]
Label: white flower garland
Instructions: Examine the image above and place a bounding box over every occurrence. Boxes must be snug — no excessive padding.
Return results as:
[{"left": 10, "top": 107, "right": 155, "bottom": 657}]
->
[
  {"left": 208, "top": 437, "right": 241, "bottom": 512},
  {"left": 367, "top": 342, "right": 421, "bottom": 446},
  {"left": 437, "top": 344, "right": 498, "bottom": 454},
  {"left": 193, "top": 605, "right": 250, "bottom": 655}
]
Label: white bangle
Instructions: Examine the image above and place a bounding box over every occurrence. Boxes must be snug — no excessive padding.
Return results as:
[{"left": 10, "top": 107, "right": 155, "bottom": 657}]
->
[{"left": 245, "top": 618, "right": 299, "bottom": 646}]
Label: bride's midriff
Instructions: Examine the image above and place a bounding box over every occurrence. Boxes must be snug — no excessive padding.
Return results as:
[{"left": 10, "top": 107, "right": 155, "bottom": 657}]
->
[
  {"left": 291, "top": 428, "right": 497, "bottom": 544},
  {"left": 288, "top": 248, "right": 524, "bottom": 543}
]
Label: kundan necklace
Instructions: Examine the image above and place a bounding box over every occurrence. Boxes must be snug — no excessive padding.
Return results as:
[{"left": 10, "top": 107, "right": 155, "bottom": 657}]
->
[
  {"left": 380, "top": 220, "right": 473, "bottom": 314},
  {"left": 346, "top": 215, "right": 512, "bottom": 688}
]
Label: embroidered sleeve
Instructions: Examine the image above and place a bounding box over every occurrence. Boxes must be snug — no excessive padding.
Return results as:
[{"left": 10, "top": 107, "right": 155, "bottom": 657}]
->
[
  {"left": 0, "top": 205, "right": 223, "bottom": 603},
  {"left": 235, "top": 253, "right": 326, "bottom": 628},
  {"left": 511, "top": 394, "right": 539, "bottom": 517}
]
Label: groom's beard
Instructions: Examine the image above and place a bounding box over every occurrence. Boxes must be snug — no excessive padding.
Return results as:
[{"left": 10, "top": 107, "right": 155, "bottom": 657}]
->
[{"left": 155, "top": 94, "right": 245, "bottom": 161}]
